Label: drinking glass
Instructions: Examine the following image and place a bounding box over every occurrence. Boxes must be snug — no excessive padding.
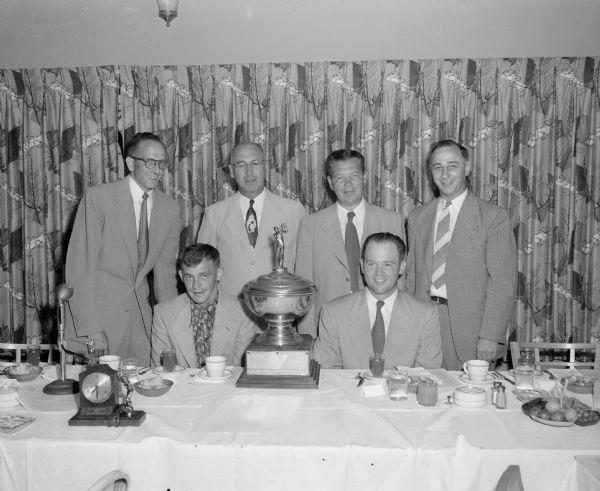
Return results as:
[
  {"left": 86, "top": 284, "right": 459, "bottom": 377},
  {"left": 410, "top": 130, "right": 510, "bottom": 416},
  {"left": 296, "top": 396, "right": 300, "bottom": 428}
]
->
[
  {"left": 369, "top": 353, "right": 385, "bottom": 377},
  {"left": 388, "top": 371, "right": 408, "bottom": 401},
  {"left": 26, "top": 344, "right": 41, "bottom": 367},
  {"left": 161, "top": 349, "right": 177, "bottom": 372},
  {"left": 120, "top": 357, "right": 140, "bottom": 379},
  {"left": 515, "top": 364, "right": 535, "bottom": 390}
]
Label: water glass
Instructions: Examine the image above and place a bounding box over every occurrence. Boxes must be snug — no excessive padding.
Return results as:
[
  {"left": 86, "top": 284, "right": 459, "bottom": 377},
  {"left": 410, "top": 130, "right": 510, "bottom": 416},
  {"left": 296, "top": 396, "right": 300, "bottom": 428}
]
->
[
  {"left": 388, "top": 371, "right": 408, "bottom": 401},
  {"left": 417, "top": 378, "right": 438, "bottom": 406},
  {"left": 120, "top": 357, "right": 140, "bottom": 379},
  {"left": 514, "top": 364, "right": 535, "bottom": 390},
  {"left": 26, "top": 344, "right": 41, "bottom": 366},
  {"left": 161, "top": 349, "right": 177, "bottom": 372},
  {"left": 369, "top": 353, "right": 385, "bottom": 377}
]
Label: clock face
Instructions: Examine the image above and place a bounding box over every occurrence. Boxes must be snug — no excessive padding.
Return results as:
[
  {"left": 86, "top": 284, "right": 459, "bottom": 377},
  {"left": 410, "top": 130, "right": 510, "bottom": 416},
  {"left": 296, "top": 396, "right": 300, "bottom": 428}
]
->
[{"left": 81, "top": 372, "right": 113, "bottom": 404}]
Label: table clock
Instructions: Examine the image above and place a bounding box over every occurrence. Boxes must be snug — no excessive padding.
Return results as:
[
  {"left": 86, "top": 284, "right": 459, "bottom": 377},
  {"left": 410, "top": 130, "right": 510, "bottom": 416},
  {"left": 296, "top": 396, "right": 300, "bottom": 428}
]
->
[{"left": 68, "top": 363, "right": 145, "bottom": 426}]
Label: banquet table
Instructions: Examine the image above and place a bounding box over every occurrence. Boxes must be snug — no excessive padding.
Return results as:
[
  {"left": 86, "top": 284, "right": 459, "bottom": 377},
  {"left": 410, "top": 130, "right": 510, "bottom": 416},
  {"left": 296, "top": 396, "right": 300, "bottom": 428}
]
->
[{"left": 1, "top": 367, "right": 599, "bottom": 491}]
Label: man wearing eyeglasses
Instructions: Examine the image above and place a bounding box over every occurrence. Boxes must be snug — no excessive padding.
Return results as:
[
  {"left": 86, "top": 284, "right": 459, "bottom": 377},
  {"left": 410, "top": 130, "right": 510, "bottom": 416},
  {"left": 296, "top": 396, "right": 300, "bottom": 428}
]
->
[
  {"left": 295, "top": 149, "right": 405, "bottom": 338},
  {"left": 65, "top": 132, "right": 180, "bottom": 366},
  {"left": 197, "top": 142, "right": 305, "bottom": 298}
]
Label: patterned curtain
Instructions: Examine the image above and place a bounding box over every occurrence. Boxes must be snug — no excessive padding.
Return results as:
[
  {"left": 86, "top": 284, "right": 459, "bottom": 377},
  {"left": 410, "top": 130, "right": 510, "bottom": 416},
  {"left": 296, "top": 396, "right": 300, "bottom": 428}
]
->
[{"left": 1, "top": 58, "right": 599, "bottom": 346}]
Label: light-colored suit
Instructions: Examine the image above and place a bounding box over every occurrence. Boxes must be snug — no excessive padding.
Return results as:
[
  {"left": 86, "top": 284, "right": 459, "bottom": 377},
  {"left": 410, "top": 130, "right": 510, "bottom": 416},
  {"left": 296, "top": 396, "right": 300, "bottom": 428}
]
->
[
  {"left": 151, "top": 292, "right": 258, "bottom": 367},
  {"left": 312, "top": 290, "right": 442, "bottom": 369},
  {"left": 405, "top": 192, "right": 517, "bottom": 366},
  {"left": 197, "top": 189, "right": 306, "bottom": 297},
  {"left": 295, "top": 202, "right": 405, "bottom": 338},
  {"left": 65, "top": 178, "right": 180, "bottom": 366}
]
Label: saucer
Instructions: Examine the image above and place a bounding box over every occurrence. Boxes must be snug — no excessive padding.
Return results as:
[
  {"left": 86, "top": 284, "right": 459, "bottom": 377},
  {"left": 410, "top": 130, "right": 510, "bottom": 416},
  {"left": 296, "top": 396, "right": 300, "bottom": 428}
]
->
[
  {"left": 196, "top": 367, "right": 234, "bottom": 382},
  {"left": 152, "top": 365, "right": 185, "bottom": 375},
  {"left": 459, "top": 372, "right": 496, "bottom": 385}
]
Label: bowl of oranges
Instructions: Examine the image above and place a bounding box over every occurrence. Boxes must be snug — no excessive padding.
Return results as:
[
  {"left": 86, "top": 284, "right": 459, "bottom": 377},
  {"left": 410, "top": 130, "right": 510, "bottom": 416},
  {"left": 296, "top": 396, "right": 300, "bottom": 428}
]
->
[{"left": 522, "top": 396, "right": 599, "bottom": 427}]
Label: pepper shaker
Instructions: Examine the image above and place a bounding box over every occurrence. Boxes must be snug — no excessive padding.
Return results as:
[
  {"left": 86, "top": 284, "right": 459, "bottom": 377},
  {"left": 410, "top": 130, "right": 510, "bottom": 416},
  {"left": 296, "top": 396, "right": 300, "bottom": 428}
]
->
[
  {"left": 491, "top": 381, "right": 502, "bottom": 405},
  {"left": 495, "top": 385, "right": 507, "bottom": 409}
]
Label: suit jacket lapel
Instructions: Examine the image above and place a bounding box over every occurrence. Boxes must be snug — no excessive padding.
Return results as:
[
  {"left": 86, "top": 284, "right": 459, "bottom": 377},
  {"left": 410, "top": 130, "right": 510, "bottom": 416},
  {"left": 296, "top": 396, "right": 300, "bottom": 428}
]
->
[
  {"left": 419, "top": 201, "right": 438, "bottom": 281},
  {"left": 383, "top": 293, "right": 413, "bottom": 360},
  {"left": 210, "top": 293, "right": 233, "bottom": 356},
  {"left": 113, "top": 179, "right": 138, "bottom": 278},
  {"left": 448, "top": 192, "right": 477, "bottom": 260},
  {"left": 319, "top": 205, "right": 347, "bottom": 267},
  {"left": 347, "top": 293, "right": 374, "bottom": 362},
  {"left": 169, "top": 296, "right": 196, "bottom": 367}
]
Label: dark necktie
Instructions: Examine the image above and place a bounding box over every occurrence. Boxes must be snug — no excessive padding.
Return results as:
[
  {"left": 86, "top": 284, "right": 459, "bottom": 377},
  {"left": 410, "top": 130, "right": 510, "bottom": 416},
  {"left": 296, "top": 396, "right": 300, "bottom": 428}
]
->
[
  {"left": 345, "top": 211, "right": 360, "bottom": 292},
  {"left": 246, "top": 199, "right": 258, "bottom": 248},
  {"left": 372, "top": 300, "right": 385, "bottom": 354},
  {"left": 431, "top": 200, "right": 452, "bottom": 290},
  {"left": 190, "top": 297, "right": 217, "bottom": 367},
  {"left": 136, "top": 192, "right": 149, "bottom": 276}
]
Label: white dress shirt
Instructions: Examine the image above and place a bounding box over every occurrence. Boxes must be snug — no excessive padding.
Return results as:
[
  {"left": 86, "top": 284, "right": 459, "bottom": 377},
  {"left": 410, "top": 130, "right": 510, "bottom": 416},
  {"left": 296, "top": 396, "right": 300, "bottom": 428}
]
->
[
  {"left": 238, "top": 190, "right": 266, "bottom": 228},
  {"left": 128, "top": 176, "right": 153, "bottom": 237},
  {"left": 366, "top": 288, "right": 399, "bottom": 336},
  {"left": 336, "top": 199, "right": 366, "bottom": 244}
]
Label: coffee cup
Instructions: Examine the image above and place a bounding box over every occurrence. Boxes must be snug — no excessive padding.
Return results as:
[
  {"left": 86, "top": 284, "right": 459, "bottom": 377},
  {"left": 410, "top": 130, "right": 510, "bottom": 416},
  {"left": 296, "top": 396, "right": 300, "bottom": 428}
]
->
[
  {"left": 205, "top": 356, "right": 226, "bottom": 377},
  {"left": 463, "top": 359, "right": 489, "bottom": 382},
  {"left": 99, "top": 355, "right": 121, "bottom": 370}
]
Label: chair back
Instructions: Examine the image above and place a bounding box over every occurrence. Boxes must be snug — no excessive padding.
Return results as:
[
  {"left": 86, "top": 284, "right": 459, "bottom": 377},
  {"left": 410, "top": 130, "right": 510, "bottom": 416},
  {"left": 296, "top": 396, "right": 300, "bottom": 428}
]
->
[
  {"left": 0, "top": 343, "right": 56, "bottom": 364},
  {"left": 87, "top": 470, "right": 129, "bottom": 491},
  {"left": 510, "top": 342, "right": 599, "bottom": 370}
]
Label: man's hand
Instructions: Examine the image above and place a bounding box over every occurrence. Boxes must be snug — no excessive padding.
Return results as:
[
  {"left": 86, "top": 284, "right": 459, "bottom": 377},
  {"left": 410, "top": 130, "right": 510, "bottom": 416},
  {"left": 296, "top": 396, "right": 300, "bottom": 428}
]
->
[{"left": 476, "top": 338, "right": 498, "bottom": 362}]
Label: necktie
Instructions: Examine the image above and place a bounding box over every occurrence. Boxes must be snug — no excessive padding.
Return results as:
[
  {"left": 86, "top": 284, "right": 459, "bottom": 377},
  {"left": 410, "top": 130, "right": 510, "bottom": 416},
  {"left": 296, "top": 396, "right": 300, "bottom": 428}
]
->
[
  {"left": 246, "top": 199, "right": 258, "bottom": 248},
  {"left": 372, "top": 300, "right": 385, "bottom": 354},
  {"left": 136, "top": 192, "right": 149, "bottom": 276},
  {"left": 190, "top": 298, "right": 217, "bottom": 368},
  {"left": 345, "top": 211, "right": 361, "bottom": 292},
  {"left": 431, "top": 200, "right": 452, "bottom": 290}
]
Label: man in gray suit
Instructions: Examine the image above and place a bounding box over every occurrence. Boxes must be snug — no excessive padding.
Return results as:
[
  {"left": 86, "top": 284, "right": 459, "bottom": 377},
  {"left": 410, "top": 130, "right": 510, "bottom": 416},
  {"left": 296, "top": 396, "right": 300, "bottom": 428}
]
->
[
  {"left": 197, "top": 142, "right": 305, "bottom": 298},
  {"left": 405, "top": 139, "right": 517, "bottom": 370},
  {"left": 312, "top": 233, "right": 441, "bottom": 370},
  {"left": 295, "top": 149, "right": 405, "bottom": 338},
  {"left": 66, "top": 132, "right": 180, "bottom": 366},
  {"left": 151, "top": 244, "right": 257, "bottom": 367}
]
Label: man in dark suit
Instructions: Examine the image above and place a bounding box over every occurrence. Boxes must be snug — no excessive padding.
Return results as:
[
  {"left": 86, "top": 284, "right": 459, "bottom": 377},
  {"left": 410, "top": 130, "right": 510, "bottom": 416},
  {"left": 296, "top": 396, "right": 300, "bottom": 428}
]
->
[
  {"left": 295, "top": 149, "right": 405, "bottom": 338},
  {"left": 65, "top": 132, "right": 180, "bottom": 366},
  {"left": 151, "top": 244, "right": 257, "bottom": 368},
  {"left": 197, "top": 142, "right": 305, "bottom": 298},
  {"left": 405, "top": 139, "right": 517, "bottom": 370},
  {"left": 312, "top": 233, "right": 441, "bottom": 370}
]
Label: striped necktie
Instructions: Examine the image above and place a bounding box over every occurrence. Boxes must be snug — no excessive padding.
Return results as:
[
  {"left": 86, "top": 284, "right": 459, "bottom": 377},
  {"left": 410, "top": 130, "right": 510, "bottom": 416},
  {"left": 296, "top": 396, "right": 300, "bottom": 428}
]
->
[
  {"left": 431, "top": 200, "right": 452, "bottom": 290},
  {"left": 136, "top": 192, "right": 149, "bottom": 276},
  {"left": 372, "top": 300, "right": 385, "bottom": 354}
]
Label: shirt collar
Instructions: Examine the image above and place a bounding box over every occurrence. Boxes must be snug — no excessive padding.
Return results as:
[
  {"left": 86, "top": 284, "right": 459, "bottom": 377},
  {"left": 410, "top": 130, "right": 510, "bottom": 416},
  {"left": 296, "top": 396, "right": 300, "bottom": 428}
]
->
[
  {"left": 128, "top": 175, "right": 153, "bottom": 200},
  {"left": 439, "top": 189, "right": 467, "bottom": 210},
  {"left": 238, "top": 189, "right": 266, "bottom": 214},
  {"left": 365, "top": 287, "right": 398, "bottom": 311},
  {"left": 336, "top": 198, "right": 366, "bottom": 223}
]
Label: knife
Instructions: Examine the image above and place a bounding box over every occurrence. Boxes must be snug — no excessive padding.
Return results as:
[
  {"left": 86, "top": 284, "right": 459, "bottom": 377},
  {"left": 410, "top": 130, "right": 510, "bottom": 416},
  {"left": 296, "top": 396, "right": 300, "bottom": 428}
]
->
[{"left": 494, "top": 370, "right": 515, "bottom": 385}]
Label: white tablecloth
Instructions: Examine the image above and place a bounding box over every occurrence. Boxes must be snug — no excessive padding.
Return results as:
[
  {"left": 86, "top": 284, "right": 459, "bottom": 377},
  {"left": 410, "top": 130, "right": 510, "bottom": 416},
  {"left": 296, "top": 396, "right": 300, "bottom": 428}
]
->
[{"left": 1, "top": 369, "right": 599, "bottom": 491}]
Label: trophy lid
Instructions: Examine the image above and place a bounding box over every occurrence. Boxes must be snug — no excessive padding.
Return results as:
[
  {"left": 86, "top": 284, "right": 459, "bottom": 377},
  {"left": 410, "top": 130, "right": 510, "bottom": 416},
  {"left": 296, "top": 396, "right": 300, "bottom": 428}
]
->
[{"left": 243, "top": 267, "right": 315, "bottom": 297}]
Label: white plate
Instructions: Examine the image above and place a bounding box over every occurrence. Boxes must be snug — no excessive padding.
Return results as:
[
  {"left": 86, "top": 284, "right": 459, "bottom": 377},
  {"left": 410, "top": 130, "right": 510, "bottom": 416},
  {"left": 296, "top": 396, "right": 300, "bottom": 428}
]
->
[
  {"left": 459, "top": 372, "right": 497, "bottom": 385},
  {"left": 195, "top": 368, "right": 234, "bottom": 382},
  {"left": 152, "top": 365, "right": 185, "bottom": 375}
]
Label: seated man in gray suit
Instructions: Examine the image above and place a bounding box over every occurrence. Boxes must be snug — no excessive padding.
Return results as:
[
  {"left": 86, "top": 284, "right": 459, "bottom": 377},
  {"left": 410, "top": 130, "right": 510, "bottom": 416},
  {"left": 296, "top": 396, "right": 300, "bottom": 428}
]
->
[
  {"left": 312, "top": 233, "right": 442, "bottom": 370},
  {"left": 151, "top": 244, "right": 257, "bottom": 367}
]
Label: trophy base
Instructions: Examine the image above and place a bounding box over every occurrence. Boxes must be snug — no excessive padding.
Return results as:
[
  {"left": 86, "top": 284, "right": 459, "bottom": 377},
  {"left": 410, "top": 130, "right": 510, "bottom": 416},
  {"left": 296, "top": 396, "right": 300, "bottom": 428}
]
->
[{"left": 236, "top": 358, "right": 320, "bottom": 389}]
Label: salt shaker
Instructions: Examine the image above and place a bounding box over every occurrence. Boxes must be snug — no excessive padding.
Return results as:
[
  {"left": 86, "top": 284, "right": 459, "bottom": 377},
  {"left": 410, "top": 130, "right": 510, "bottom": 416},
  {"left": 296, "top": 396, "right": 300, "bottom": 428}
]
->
[
  {"left": 491, "top": 381, "right": 502, "bottom": 405},
  {"left": 495, "top": 385, "right": 507, "bottom": 409}
]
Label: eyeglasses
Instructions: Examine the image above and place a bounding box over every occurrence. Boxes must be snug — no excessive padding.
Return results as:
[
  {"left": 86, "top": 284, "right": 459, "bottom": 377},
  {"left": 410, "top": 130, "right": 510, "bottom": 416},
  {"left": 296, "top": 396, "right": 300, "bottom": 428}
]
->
[
  {"left": 130, "top": 156, "right": 169, "bottom": 170},
  {"left": 230, "top": 160, "right": 264, "bottom": 171}
]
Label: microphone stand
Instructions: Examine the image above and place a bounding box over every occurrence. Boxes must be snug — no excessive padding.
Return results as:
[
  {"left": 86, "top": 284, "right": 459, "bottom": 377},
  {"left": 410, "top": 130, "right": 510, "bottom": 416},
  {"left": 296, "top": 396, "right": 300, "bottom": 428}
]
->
[{"left": 43, "top": 284, "right": 79, "bottom": 395}]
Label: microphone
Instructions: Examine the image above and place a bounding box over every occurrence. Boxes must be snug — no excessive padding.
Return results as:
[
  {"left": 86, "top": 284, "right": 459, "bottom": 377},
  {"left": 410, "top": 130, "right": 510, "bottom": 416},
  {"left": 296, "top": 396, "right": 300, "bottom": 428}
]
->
[{"left": 56, "top": 283, "right": 73, "bottom": 302}]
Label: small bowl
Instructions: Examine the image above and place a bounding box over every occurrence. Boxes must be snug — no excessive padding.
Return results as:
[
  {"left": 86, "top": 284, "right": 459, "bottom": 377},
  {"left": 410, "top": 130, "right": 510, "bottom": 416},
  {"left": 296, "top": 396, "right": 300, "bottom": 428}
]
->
[
  {"left": 133, "top": 378, "right": 173, "bottom": 397},
  {"left": 5, "top": 365, "right": 42, "bottom": 382}
]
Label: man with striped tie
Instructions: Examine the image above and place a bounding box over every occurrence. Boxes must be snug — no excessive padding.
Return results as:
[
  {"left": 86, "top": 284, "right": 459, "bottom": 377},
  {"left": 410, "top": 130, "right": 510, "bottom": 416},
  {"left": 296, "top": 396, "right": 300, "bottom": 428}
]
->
[{"left": 405, "top": 140, "right": 517, "bottom": 370}]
